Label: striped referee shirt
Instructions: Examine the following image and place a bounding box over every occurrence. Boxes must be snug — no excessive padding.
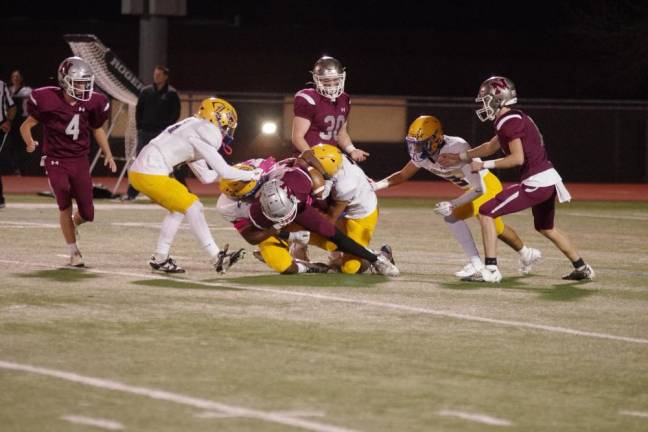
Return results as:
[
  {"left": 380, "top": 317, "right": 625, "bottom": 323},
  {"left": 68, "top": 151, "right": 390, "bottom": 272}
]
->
[{"left": 0, "top": 80, "right": 15, "bottom": 123}]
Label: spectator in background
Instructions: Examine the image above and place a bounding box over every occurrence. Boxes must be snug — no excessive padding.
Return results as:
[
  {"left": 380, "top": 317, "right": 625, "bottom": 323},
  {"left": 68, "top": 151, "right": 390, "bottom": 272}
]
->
[
  {"left": 7, "top": 70, "right": 33, "bottom": 175},
  {"left": 0, "top": 79, "right": 17, "bottom": 209},
  {"left": 123, "top": 65, "right": 182, "bottom": 200}
]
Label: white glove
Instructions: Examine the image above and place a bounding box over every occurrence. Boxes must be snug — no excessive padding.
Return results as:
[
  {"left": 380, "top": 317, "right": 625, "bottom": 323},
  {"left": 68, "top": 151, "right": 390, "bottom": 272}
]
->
[
  {"left": 433, "top": 201, "right": 454, "bottom": 216},
  {"left": 318, "top": 179, "right": 333, "bottom": 200},
  {"left": 288, "top": 230, "right": 310, "bottom": 246}
]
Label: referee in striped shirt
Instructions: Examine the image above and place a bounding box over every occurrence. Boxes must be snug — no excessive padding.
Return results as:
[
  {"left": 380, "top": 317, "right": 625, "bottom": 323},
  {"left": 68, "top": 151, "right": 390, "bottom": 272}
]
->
[{"left": 0, "top": 79, "right": 17, "bottom": 208}]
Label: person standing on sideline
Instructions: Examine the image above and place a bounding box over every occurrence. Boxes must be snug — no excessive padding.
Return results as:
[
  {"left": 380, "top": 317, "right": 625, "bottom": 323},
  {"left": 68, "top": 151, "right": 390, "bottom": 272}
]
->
[
  {"left": 7, "top": 70, "right": 33, "bottom": 175},
  {"left": 124, "top": 65, "right": 181, "bottom": 200},
  {"left": 20, "top": 57, "right": 117, "bottom": 266},
  {"left": 439, "top": 76, "right": 594, "bottom": 283},
  {"left": 0, "top": 79, "right": 17, "bottom": 209}
]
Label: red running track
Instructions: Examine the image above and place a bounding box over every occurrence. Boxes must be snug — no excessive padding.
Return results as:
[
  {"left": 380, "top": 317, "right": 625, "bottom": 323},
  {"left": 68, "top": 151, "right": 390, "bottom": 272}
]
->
[{"left": 1, "top": 175, "right": 647, "bottom": 201}]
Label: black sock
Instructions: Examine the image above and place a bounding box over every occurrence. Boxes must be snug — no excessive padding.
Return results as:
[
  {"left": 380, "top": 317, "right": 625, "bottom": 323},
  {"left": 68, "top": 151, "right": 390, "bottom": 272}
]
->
[
  {"left": 485, "top": 257, "right": 497, "bottom": 266},
  {"left": 572, "top": 258, "right": 585, "bottom": 269},
  {"left": 330, "top": 229, "right": 377, "bottom": 262}
]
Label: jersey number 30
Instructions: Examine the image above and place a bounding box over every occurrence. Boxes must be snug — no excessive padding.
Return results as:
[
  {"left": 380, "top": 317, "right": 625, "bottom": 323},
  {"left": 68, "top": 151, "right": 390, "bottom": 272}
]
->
[
  {"left": 319, "top": 115, "right": 345, "bottom": 141},
  {"left": 65, "top": 114, "right": 81, "bottom": 141}
]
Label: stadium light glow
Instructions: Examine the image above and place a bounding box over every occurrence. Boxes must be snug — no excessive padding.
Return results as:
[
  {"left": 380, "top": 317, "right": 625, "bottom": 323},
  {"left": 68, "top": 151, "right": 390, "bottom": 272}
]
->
[{"left": 261, "top": 121, "right": 278, "bottom": 135}]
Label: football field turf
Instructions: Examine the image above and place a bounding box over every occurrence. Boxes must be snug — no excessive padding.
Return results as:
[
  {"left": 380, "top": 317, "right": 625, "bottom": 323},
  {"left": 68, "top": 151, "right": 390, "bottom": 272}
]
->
[{"left": 1, "top": 196, "right": 647, "bottom": 431}]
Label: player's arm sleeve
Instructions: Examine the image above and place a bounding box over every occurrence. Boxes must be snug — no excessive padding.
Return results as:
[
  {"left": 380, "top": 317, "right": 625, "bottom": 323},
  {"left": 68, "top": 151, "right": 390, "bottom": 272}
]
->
[
  {"left": 293, "top": 92, "right": 316, "bottom": 120},
  {"left": 2, "top": 83, "right": 14, "bottom": 111},
  {"left": 499, "top": 116, "right": 525, "bottom": 143},
  {"left": 26, "top": 91, "right": 43, "bottom": 121},
  {"left": 450, "top": 165, "right": 486, "bottom": 208},
  {"left": 188, "top": 159, "right": 218, "bottom": 184},
  {"left": 89, "top": 96, "right": 110, "bottom": 128},
  {"left": 190, "top": 137, "right": 256, "bottom": 181}
]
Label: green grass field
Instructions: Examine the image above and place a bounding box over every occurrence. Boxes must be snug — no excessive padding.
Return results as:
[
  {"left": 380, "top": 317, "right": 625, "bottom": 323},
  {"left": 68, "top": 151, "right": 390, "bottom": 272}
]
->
[{"left": 1, "top": 195, "right": 647, "bottom": 431}]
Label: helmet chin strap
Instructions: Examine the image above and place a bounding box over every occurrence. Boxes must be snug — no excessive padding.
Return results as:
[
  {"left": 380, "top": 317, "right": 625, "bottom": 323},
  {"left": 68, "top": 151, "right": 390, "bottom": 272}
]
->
[{"left": 221, "top": 144, "right": 232, "bottom": 155}]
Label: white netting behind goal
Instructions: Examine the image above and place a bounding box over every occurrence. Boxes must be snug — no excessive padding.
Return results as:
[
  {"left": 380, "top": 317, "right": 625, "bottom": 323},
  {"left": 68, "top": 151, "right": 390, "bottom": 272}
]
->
[{"left": 63, "top": 34, "right": 142, "bottom": 166}]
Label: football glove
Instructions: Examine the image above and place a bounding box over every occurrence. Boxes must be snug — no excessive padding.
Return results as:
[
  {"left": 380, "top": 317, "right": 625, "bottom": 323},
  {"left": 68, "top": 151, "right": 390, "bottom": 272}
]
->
[{"left": 433, "top": 201, "right": 454, "bottom": 217}]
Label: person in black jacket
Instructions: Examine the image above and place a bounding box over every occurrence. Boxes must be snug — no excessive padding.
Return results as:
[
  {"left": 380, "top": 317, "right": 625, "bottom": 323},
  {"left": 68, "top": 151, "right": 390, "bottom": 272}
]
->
[{"left": 123, "top": 65, "right": 183, "bottom": 200}]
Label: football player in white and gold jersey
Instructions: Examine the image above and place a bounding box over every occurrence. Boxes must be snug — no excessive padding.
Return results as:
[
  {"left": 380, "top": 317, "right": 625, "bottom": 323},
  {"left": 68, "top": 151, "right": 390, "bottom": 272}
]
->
[
  {"left": 128, "top": 97, "right": 262, "bottom": 273},
  {"left": 325, "top": 156, "right": 385, "bottom": 274},
  {"left": 372, "top": 115, "right": 540, "bottom": 280}
]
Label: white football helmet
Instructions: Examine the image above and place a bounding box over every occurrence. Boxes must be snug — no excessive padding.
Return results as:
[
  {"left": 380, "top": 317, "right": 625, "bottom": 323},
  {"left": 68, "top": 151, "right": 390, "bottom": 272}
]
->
[
  {"left": 475, "top": 76, "right": 517, "bottom": 122},
  {"left": 259, "top": 179, "right": 299, "bottom": 227},
  {"left": 58, "top": 56, "right": 95, "bottom": 101},
  {"left": 311, "top": 56, "right": 346, "bottom": 101}
]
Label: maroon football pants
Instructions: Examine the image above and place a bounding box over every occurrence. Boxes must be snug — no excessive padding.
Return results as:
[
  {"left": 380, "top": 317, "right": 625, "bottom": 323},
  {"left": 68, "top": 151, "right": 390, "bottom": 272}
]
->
[
  {"left": 44, "top": 155, "right": 94, "bottom": 222},
  {"left": 479, "top": 183, "right": 557, "bottom": 230}
]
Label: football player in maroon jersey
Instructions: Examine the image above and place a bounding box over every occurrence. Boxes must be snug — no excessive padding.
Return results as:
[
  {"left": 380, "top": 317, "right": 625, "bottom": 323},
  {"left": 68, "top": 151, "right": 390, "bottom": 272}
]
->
[
  {"left": 292, "top": 56, "right": 369, "bottom": 177},
  {"left": 439, "top": 76, "right": 594, "bottom": 282},
  {"left": 20, "top": 56, "right": 116, "bottom": 267}
]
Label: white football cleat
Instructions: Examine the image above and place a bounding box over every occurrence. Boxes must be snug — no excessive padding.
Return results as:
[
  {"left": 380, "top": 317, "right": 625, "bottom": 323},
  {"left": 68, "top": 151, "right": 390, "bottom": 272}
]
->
[
  {"left": 69, "top": 251, "right": 84, "bottom": 268},
  {"left": 480, "top": 266, "right": 502, "bottom": 283},
  {"left": 519, "top": 247, "right": 542, "bottom": 274},
  {"left": 455, "top": 262, "right": 483, "bottom": 279},
  {"left": 372, "top": 253, "right": 400, "bottom": 277}
]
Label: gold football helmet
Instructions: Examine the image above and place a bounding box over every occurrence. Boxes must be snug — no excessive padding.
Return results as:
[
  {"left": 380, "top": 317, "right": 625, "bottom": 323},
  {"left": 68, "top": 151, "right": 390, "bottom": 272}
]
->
[
  {"left": 405, "top": 116, "right": 444, "bottom": 161},
  {"left": 196, "top": 97, "right": 238, "bottom": 145},
  {"left": 311, "top": 144, "right": 343, "bottom": 177},
  {"left": 218, "top": 163, "right": 258, "bottom": 200}
]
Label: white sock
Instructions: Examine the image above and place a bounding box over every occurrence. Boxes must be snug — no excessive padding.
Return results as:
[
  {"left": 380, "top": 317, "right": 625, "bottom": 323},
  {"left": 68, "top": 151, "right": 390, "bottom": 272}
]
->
[
  {"left": 185, "top": 201, "right": 220, "bottom": 258},
  {"left": 67, "top": 242, "right": 80, "bottom": 255},
  {"left": 518, "top": 245, "right": 529, "bottom": 257},
  {"left": 470, "top": 255, "right": 483, "bottom": 269},
  {"left": 155, "top": 211, "right": 184, "bottom": 260},
  {"left": 444, "top": 216, "right": 480, "bottom": 260}
]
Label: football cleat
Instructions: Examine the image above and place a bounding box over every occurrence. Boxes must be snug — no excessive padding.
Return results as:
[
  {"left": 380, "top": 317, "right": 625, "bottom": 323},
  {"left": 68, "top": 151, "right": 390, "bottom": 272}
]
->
[
  {"left": 372, "top": 252, "right": 400, "bottom": 277},
  {"left": 455, "top": 262, "right": 483, "bottom": 279},
  {"left": 296, "top": 260, "right": 331, "bottom": 274},
  {"left": 380, "top": 244, "right": 395, "bottom": 265},
  {"left": 479, "top": 266, "right": 502, "bottom": 283},
  {"left": 69, "top": 251, "right": 84, "bottom": 268},
  {"left": 519, "top": 247, "right": 542, "bottom": 275},
  {"left": 562, "top": 264, "right": 595, "bottom": 281},
  {"left": 149, "top": 256, "right": 185, "bottom": 273},
  {"left": 214, "top": 244, "right": 246, "bottom": 274}
]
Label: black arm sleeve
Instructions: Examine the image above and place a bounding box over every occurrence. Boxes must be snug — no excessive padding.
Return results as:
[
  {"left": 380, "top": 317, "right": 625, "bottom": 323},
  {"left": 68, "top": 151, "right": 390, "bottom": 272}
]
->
[{"left": 329, "top": 229, "right": 377, "bottom": 263}]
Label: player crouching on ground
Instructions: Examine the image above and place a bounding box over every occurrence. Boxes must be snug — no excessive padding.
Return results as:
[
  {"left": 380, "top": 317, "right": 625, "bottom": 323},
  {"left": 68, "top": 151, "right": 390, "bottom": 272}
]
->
[
  {"left": 217, "top": 145, "right": 399, "bottom": 276},
  {"left": 216, "top": 157, "right": 331, "bottom": 274},
  {"left": 372, "top": 115, "right": 540, "bottom": 281},
  {"left": 315, "top": 151, "right": 389, "bottom": 274},
  {"left": 127, "top": 97, "right": 261, "bottom": 273}
]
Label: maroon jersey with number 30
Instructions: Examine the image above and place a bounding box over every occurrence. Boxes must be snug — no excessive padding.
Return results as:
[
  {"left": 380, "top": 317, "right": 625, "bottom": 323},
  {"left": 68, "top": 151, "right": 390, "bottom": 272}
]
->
[
  {"left": 293, "top": 88, "right": 351, "bottom": 148},
  {"left": 27, "top": 86, "right": 110, "bottom": 159}
]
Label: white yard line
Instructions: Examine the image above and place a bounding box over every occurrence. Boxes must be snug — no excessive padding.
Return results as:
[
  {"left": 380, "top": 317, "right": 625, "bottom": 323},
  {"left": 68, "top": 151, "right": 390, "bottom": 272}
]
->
[
  {"left": 620, "top": 410, "right": 648, "bottom": 418},
  {"left": 438, "top": 409, "right": 512, "bottom": 426},
  {"left": 560, "top": 211, "right": 648, "bottom": 221},
  {"left": 1, "top": 361, "right": 357, "bottom": 432},
  {"left": 5, "top": 203, "right": 219, "bottom": 211},
  {"left": 0, "top": 220, "right": 230, "bottom": 230},
  {"left": 1, "top": 259, "right": 647, "bottom": 345},
  {"left": 61, "top": 415, "right": 124, "bottom": 430}
]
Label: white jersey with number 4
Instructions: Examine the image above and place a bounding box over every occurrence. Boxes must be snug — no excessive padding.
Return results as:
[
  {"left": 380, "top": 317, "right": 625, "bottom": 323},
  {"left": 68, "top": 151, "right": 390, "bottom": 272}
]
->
[
  {"left": 129, "top": 116, "right": 254, "bottom": 182},
  {"left": 332, "top": 157, "right": 377, "bottom": 219}
]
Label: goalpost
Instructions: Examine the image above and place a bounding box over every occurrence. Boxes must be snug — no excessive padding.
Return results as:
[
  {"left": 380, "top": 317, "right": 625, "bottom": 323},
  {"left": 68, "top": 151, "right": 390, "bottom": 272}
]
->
[{"left": 63, "top": 34, "right": 143, "bottom": 196}]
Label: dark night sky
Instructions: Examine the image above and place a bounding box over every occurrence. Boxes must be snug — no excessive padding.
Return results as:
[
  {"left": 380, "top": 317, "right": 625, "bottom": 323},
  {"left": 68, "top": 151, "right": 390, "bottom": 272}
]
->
[{"left": 2, "top": 0, "right": 648, "bottom": 99}]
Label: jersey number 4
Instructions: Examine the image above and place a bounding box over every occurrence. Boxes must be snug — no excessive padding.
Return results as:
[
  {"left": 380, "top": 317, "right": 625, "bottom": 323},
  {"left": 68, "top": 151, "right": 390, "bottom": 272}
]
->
[
  {"left": 319, "top": 115, "right": 345, "bottom": 141},
  {"left": 65, "top": 114, "right": 81, "bottom": 141}
]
